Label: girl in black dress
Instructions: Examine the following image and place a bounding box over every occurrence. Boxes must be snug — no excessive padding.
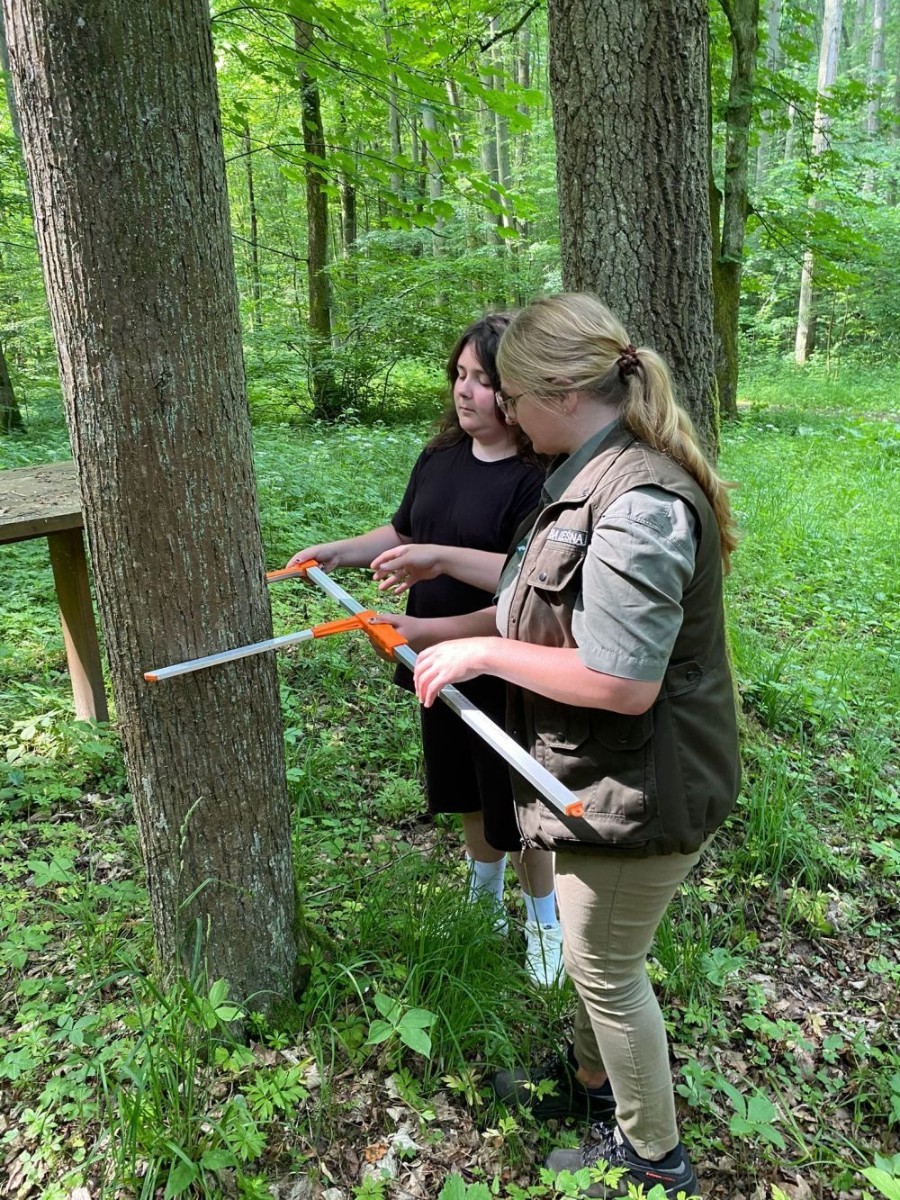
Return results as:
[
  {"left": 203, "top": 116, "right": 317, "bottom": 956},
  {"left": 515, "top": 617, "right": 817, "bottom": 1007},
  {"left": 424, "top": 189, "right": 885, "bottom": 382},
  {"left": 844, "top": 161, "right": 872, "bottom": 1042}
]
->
[{"left": 288, "top": 316, "right": 563, "bottom": 986}]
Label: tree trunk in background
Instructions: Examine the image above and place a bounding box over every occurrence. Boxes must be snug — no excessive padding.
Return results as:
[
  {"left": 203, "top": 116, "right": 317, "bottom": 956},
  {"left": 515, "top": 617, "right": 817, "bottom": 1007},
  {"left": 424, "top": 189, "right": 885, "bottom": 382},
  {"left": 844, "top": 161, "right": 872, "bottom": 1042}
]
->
[
  {"left": 479, "top": 45, "right": 502, "bottom": 244},
  {"left": 0, "top": 337, "right": 22, "bottom": 432},
  {"left": 795, "top": 0, "right": 843, "bottom": 364},
  {"left": 4, "top": 0, "right": 300, "bottom": 1012},
  {"left": 863, "top": 0, "right": 887, "bottom": 191},
  {"left": 0, "top": 10, "right": 26, "bottom": 432},
  {"left": 380, "top": 0, "right": 403, "bottom": 200},
  {"left": 242, "top": 121, "right": 263, "bottom": 332},
  {"left": 755, "top": 0, "right": 782, "bottom": 181},
  {"left": 421, "top": 103, "right": 444, "bottom": 254},
  {"left": 713, "top": 0, "right": 760, "bottom": 422},
  {"left": 293, "top": 17, "right": 339, "bottom": 418},
  {"left": 548, "top": 0, "right": 718, "bottom": 451}
]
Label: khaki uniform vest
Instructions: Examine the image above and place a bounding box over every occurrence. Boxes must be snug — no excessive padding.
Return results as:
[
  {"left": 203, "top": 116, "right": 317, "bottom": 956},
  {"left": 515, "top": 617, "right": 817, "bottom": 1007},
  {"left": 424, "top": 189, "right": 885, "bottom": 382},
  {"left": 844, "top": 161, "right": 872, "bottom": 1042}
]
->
[{"left": 504, "top": 426, "right": 741, "bottom": 856}]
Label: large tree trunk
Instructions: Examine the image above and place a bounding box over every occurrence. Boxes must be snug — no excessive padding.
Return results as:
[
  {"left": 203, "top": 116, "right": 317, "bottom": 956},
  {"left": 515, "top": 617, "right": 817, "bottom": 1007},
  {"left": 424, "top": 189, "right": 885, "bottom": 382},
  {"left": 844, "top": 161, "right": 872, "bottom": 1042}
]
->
[
  {"left": 4, "top": 0, "right": 301, "bottom": 1012},
  {"left": 547, "top": 0, "right": 718, "bottom": 451},
  {"left": 795, "top": 0, "right": 843, "bottom": 364},
  {"left": 713, "top": 0, "right": 760, "bottom": 422},
  {"left": 293, "top": 17, "right": 339, "bottom": 419}
]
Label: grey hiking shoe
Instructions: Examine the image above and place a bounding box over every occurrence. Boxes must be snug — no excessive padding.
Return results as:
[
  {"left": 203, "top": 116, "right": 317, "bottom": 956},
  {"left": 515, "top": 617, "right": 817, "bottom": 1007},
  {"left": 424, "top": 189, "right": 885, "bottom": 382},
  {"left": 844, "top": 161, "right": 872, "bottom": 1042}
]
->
[
  {"left": 491, "top": 1043, "right": 616, "bottom": 1124},
  {"left": 545, "top": 1122, "right": 699, "bottom": 1198}
]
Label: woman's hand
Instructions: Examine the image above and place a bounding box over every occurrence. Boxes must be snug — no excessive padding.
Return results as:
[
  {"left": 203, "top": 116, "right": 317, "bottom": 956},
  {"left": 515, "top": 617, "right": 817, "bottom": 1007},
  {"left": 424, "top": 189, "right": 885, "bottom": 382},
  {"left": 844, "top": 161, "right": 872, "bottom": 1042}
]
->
[
  {"left": 371, "top": 544, "right": 443, "bottom": 593},
  {"left": 286, "top": 542, "right": 345, "bottom": 574},
  {"left": 413, "top": 639, "right": 496, "bottom": 707}
]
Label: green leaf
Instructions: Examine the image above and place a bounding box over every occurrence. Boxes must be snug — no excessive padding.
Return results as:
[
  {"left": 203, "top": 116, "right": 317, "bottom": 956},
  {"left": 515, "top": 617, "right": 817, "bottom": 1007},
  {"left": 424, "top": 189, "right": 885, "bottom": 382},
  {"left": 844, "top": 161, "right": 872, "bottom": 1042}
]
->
[
  {"left": 365, "top": 1020, "right": 395, "bottom": 1046},
  {"left": 398, "top": 1025, "right": 432, "bottom": 1058},
  {"left": 861, "top": 1168, "right": 900, "bottom": 1200},
  {"left": 437, "top": 1175, "right": 467, "bottom": 1200},
  {"left": 373, "top": 993, "right": 400, "bottom": 1022},
  {"left": 208, "top": 979, "right": 229, "bottom": 1008},
  {"left": 164, "top": 1159, "right": 199, "bottom": 1199},
  {"left": 399, "top": 1008, "right": 435, "bottom": 1030},
  {"left": 200, "top": 1148, "right": 237, "bottom": 1171}
]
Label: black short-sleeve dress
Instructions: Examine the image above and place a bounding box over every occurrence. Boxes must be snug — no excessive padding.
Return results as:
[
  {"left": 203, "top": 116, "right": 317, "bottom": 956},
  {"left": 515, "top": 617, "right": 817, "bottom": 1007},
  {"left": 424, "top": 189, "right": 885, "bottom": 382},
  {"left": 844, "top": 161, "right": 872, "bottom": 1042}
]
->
[{"left": 392, "top": 435, "right": 543, "bottom": 851}]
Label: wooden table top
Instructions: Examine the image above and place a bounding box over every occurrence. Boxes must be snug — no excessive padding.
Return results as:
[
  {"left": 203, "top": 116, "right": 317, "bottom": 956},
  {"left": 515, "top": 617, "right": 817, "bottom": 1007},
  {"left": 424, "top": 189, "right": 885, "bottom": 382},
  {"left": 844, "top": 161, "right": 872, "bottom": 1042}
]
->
[{"left": 0, "top": 460, "right": 83, "bottom": 544}]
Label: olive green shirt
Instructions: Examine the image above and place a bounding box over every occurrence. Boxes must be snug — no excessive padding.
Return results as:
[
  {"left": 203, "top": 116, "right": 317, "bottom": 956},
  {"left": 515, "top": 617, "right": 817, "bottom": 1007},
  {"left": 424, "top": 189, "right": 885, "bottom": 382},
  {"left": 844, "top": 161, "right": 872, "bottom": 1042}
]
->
[{"left": 496, "top": 423, "right": 698, "bottom": 682}]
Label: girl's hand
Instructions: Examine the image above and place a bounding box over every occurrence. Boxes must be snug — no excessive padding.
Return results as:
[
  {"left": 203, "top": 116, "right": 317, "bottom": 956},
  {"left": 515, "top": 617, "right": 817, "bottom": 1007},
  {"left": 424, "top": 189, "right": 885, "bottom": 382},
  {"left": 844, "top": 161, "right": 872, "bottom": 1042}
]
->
[
  {"left": 370, "top": 544, "right": 443, "bottom": 593},
  {"left": 369, "top": 612, "right": 428, "bottom": 654},
  {"left": 286, "top": 542, "right": 343, "bottom": 574},
  {"left": 413, "top": 639, "right": 494, "bottom": 708}
]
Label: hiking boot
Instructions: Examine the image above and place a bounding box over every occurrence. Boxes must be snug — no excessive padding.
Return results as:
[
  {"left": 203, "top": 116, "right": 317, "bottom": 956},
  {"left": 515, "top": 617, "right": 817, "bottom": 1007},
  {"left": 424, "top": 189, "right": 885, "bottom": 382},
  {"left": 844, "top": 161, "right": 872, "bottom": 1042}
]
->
[
  {"left": 545, "top": 1122, "right": 699, "bottom": 1198},
  {"left": 491, "top": 1043, "right": 616, "bottom": 1124},
  {"left": 524, "top": 919, "right": 564, "bottom": 987}
]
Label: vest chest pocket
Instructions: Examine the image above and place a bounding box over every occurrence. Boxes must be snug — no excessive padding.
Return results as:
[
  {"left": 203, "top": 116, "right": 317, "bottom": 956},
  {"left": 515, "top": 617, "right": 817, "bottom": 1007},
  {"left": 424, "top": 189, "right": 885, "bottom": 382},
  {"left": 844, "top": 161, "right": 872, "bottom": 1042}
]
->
[
  {"left": 532, "top": 695, "right": 590, "bottom": 751},
  {"left": 526, "top": 544, "right": 585, "bottom": 594}
]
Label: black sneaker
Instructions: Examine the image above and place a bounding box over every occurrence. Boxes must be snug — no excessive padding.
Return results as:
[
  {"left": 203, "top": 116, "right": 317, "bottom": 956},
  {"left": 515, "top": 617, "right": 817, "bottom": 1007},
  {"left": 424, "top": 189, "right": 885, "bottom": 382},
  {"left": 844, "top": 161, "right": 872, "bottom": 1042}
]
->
[
  {"left": 490, "top": 1044, "right": 616, "bottom": 1124},
  {"left": 545, "top": 1122, "right": 699, "bottom": 1198}
]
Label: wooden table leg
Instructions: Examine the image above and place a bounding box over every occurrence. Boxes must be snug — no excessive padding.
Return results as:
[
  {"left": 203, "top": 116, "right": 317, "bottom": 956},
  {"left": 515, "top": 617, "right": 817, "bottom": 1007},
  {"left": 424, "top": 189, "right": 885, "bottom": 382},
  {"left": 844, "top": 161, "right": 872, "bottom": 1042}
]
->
[{"left": 47, "top": 527, "right": 109, "bottom": 722}]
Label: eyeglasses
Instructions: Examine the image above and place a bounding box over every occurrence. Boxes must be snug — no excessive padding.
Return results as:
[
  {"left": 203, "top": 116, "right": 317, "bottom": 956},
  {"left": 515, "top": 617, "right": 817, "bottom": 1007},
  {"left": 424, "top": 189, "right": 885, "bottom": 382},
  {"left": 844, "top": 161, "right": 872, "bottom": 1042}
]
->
[{"left": 495, "top": 389, "right": 523, "bottom": 416}]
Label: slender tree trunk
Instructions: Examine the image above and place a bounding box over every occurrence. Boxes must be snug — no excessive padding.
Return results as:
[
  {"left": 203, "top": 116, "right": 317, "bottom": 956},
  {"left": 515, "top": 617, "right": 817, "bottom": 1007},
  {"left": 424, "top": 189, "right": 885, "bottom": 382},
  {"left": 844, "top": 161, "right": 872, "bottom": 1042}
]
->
[
  {"left": 4, "top": 0, "right": 300, "bottom": 1010},
  {"left": 795, "top": 0, "right": 843, "bottom": 364},
  {"left": 0, "top": 337, "right": 22, "bottom": 432},
  {"left": 864, "top": 0, "right": 887, "bottom": 196},
  {"left": 293, "top": 17, "right": 339, "bottom": 418},
  {"left": 380, "top": 0, "right": 403, "bottom": 199},
  {"left": 242, "top": 121, "right": 262, "bottom": 332},
  {"left": 479, "top": 45, "right": 502, "bottom": 244},
  {"left": 548, "top": 0, "right": 718, "bottom": 451},
  {"left": 713, "top": 0, "right": 760, "bottom": 421},
  {"left": 421, "top": 103, "right": 444, "bottom": 254},
  {"left": 755, "top": 0, "right": 782, "bottom": 182},
  {"left": 0, "top": 11, "right": 26, "bottom": 432}
]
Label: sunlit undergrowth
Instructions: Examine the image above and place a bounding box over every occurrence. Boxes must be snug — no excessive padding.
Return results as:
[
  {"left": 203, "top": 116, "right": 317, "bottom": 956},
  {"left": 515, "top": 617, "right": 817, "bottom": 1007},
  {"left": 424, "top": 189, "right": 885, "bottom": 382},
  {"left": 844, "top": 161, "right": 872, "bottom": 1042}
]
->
[{"left": 1, "top": 383, "right": 899, "bottom": 1198}]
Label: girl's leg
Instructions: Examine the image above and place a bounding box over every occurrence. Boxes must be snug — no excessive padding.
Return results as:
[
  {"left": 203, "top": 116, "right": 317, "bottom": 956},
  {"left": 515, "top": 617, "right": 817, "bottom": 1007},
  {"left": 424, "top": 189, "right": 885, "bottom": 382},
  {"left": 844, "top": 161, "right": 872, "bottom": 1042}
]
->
[
  {"left": 554, "top": 844, "right": 707, "bottom": 1160},
  {"left": 513, "top": 846, "right": 563, "bottom": 985},
  {"left": 461, "top": 810, "right": 506, "bottom": 907}
]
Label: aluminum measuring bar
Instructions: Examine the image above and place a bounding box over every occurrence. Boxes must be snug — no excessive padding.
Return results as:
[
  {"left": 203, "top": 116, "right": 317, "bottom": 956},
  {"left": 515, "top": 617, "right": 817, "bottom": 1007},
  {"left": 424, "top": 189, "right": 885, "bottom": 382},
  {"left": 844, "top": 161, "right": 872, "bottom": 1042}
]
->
[{"left": 281, "top": 562, "right": 585, "bottom": 820}]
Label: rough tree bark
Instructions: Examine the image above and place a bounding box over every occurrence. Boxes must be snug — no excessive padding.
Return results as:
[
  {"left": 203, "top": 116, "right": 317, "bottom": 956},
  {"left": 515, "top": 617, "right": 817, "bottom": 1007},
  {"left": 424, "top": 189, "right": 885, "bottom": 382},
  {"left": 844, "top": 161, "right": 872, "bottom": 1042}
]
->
[
  {"left": 547, "top": 0, "right": 718, "bottom": 451},
  {"left": 4, "top": 0, "right": 301, "bottom": 1011},
  {"left": 795, "top": 0, "right": 843, "bottom": 364},
  {"left": 713, "top": 0, "right": 760, "bottom": 422}
]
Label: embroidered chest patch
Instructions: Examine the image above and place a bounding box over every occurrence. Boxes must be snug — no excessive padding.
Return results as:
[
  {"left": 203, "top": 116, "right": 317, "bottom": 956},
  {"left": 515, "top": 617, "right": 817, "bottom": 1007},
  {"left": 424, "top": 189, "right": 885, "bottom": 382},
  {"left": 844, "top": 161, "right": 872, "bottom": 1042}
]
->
[{"left": 547, "top": 526, "right": 589, "bottom": 548}]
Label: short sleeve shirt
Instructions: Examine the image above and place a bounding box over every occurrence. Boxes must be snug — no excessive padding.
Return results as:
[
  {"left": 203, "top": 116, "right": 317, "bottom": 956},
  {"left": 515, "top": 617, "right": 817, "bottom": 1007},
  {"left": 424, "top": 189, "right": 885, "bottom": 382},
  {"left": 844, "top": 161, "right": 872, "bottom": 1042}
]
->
[
  {"left": 392, "top": 436, "right": 544, "bottom": 620},
  {"left": 496, "top": 424, "right": 697, "bottom": 682}
]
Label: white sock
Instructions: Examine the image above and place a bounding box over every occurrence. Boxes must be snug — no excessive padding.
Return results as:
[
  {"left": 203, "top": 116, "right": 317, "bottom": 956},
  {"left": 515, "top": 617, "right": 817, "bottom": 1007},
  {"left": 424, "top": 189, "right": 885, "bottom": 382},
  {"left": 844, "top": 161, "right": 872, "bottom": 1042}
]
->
[
  {"left": 523, "top": 889, "right": 559, "bottom": 928},
  {"left": 467, "top": 854, "right": 506, "bottom": 906}
]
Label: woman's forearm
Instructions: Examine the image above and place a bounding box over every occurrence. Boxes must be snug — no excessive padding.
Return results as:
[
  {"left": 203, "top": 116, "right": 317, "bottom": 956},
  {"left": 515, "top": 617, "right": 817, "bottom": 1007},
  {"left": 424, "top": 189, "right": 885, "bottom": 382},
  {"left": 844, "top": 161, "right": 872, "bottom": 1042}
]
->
[{"left": 414, "top": 638, "right": 661, "bottom": 713}]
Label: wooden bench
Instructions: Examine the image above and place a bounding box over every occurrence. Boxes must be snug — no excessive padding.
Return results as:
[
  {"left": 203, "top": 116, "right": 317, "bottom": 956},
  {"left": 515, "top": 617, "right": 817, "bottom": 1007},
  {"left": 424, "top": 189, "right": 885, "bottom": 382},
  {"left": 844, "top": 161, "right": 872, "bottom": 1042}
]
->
[{"left": 0, "top": 460, "right": 109, "bottom": 721}]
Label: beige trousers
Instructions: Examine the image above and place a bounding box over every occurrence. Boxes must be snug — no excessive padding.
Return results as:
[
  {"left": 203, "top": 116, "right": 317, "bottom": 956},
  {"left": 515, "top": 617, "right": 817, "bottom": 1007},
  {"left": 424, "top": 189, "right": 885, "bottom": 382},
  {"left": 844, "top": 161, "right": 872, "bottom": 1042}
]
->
[{"left": 554, "top": 839, "right": 711, "bottom": 1161}]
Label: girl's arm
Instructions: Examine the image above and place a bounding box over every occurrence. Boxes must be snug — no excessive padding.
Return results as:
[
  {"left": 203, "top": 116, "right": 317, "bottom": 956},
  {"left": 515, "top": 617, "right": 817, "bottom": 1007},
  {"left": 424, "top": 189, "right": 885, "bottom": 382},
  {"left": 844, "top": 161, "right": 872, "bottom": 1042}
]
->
[
  {"left": 370, "top": 544, "right": 505, "bottom": 594},
  {"left": 373, "top": 607, "right": 499, "bottom": 652},
  {"left": 287, "top": 524, "right": 409, "bottom": 573}
]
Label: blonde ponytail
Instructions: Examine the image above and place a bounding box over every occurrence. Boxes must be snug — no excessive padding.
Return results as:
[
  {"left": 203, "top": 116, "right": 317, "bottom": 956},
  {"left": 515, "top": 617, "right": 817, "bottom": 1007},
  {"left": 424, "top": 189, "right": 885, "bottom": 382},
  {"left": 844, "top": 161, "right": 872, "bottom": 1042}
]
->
[{"left": 498, "top": 293, "right": 738, "bottom": 570}]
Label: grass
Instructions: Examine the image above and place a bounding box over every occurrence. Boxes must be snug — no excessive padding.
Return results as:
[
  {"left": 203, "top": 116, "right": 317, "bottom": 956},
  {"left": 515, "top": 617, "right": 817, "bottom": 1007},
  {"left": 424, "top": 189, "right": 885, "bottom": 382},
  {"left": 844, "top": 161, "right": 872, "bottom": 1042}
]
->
[{"left": 1, "top": 369, "right": 899, "bottom": 1199}]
